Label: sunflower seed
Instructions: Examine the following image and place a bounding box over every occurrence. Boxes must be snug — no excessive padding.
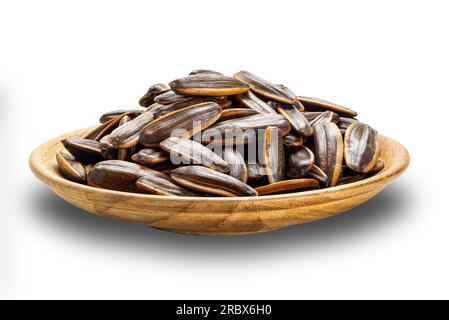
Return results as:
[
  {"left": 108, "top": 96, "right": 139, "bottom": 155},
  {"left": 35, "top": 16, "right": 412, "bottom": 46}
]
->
[
  {"left": 87, "top": 160, "right": 159, "bottom": 193},
  {"left": 148, "top": 97, "right": 225, "bottom": 118},
  {"left": 140, "top": 102, "right": 222, "bottom": 147},
  {"left": 154, "top": 90, "right": 193, "bottom": 105},
  {"left": 189, "top": 69, "right": 223, "bottom": 75},
  {"left": 222, "top": 147, "right": 248, "bottom": 183},
  {"left": 309, "top": 111, "right": 339, "bottom": 127},
  {"left": 131, "top": 148, "right": 169, "bottom": 167},
  {"left": 285, "top": 146, "right": 315, "bottom": 179},
  {"left": 306, "top": 164, "right": 328, "bottom": 185},
  {"left": 255, "top": 179, "right": 319, "bottom": 195},
  {"left": 170, "top": 166, "right": 258, "bottom": 197},
  {"left": 235, "top": 91, "right": 277, "bottom": 114},
  {"left": 218, "top": 108, "right": 259, "bottom": 122},
  {"left": 99, "top": 109, "right": 143, "bottom": 123},
  {"left": 262, "top": 126, "right": 285, "bottom": 183},
  {"left": 246, "top": 162, "right": 267, "bottom": 183},
  {"left": 203, "top": 114, "right": 291, "bottom": 145},
  {"left": 297, "top": 96, "right": 358, "bottom": 117},
  {"left": 160, "top": 137, "right": 230, "bottom": 173},
  {"left": 62, "top": 138, "right": 104, "bottom": 164},
  {"left": 344, "top": 123, "right": 379, "bottom": 173},
  {"left": 99, "top": 134, "right": 117, "bottom": 160},
  {"left": 56, "top": 149, "right": 86, "bottom": 182},
  {"left": 234, "top": 71, "right": 299, "bottom": 106},
  {"left": 169, "top": 74, "right": 249, "bottom": 96},
  {"left": 338, "top": 117, "right": 360, "bottom": 130},
  {"left": 275, "top": 103, "right": 313, "bottom": 137},
  {"left": 283, "top": 133, "right": 304, "bottom": 148},
  {"left": 83, "top": 113, "right": 124, "bottom": 141},
  {"left": 139, "top": 83, "right": 170, "bottom": 107},
  {"left": 135, "top": 174, "right": 199, "bottom": 196},
  {"left": 109, "top": 110, "right": 154, "bottom": 148},
  {"left": 313, "top": 122, "right": 344, "bottom": 187}
]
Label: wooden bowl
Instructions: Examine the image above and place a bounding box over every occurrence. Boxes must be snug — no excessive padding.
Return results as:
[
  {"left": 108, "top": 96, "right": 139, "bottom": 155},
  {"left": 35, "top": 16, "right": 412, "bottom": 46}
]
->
[{"left": 29, "top": 128, "right": 410, "bottom": 236}]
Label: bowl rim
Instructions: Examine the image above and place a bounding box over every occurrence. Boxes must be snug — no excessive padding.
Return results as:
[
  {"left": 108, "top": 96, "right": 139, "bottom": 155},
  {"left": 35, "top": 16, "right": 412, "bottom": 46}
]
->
[{"left": 29, "top": 128, "right": 410, "bottom": 203}]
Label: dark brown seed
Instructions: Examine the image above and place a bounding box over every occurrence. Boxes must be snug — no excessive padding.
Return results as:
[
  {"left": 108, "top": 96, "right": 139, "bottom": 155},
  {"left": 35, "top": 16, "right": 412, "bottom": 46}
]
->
[
  {"left": 369, "top": 158, "right": 384, "bottom": 175},
  {"left": 310, "top": 111, "right": 339, "bottom": 127},
  {"left": 285, "top": 146, "right": 315, "bottom": 179},
  {"left": 62, "top": 138, "right": 104, "bottom": 164},
  {"left": 246, "top": 162, "right": 267, "bottom": 183},
  {"left": 233, "top": 71, "right": 298, "bottom": 105},
  {"left": 255, "top": 179, "right": 319, "bottom": 195},
  {"left": 262, "top": 126, "right": 285, "bottom": 183},
  {"left": 202, "top": 114, "right": 291, "bottom": 145},
  {"left": 56, "top": 149, "right": 86, "bottom": 182},
  {"left": 344, "top": 123, "right": 380, "bottom": 173},
  {"left": 135, "top": 174, "right": 199, "bottom": 197},
  {"left": 131, "top": 148, "right": 169, "bottom": 167},
  {"left": 189, "top": 69, "right": 223, "bottom": 75},
  {"left": 99, "top": 135, "right": 117, "bottom": 160},
  {"left": 338, "top": 117, "right": 360, "bottom": 130},
  {"left": 99, "top": 109, "right": 143, "bottom": 123},
  {"left": 160, "top": 137, "right": 229, "bottom": 173},
  {"left": 313, "top": 122, "right": 344, "bottom": 187},
  {"left": 218, "top": 108, "right": 259, "bottom": 122},
  {"left": 278, "top": 85, "right": 304, "bottom": 111},
  {"left": 297, "top": 96, "right": 358, "bottom": 117},
  {"left": 169, "top": 74, "right": 249, "bottom": 96},
  {"left": 140, "top": 102, "right": 222, "bottom": 147},
  {"left": 235, "top": 91, "right": 277, "bottom": 114},
  {"left": 117, "top": 115, "right": 131, "bottom": 160},
  {"left": 109, "top": 110, "right": 154, "bottom": 148},
  {"left": 83, "top": 114, "right": 124, "bottom": 141},
  {"left": 148, "top": 97, "right": 225, "bottom": 118},
  {"left": 275, "top": 104, "right": 313, "bottom": 137},
  {"left": 283, "top": 133, "right": 303, "bottom": 148},
  {"left": 154, "top": 90, "right": 193, "bottom": 105},
  {"left": 139, "top": 83, "right": 170, "bottom": 107},
  {"left": 222, "top": 147, "right": 248, "bottom": 183},
  {"left": 87, "top": 160, "right": 159, "bottom": 193},
  {"left": 170, "top": 166, "right": 258, "bottom": 197},
  {"left": 306, "top": 164, "right": 328, "bottom": 185}
]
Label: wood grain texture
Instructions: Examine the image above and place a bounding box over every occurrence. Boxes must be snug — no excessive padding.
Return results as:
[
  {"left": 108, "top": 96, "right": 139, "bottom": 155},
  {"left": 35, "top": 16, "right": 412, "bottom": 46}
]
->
[{"left": 29, "top": 127, "right": 410, "bottom": 236}]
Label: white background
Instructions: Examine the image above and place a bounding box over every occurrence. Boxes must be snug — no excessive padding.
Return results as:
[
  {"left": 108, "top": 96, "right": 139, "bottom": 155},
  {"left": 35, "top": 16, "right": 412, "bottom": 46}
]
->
[{"left": 1, "top": 0, "right": 448, "bottom": 299}]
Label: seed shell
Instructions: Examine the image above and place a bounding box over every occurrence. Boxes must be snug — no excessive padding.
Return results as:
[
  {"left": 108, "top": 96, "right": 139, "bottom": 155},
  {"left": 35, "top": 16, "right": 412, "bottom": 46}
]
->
[
  {"left": 235, "top": 91, "right": 277, "bottom": 114},
  {"left": 297, "top": 96, "right": 358, "bottom": 117},
  {"left": 169, "top": 74, "right": 249, "bottom": 96},
  {"left": 62, "top": 138, "right": 104, "bottom": 164},
  {"left": 275, "top": 103, "right": 313, "bottom": 137},
  {"left": 56, "top": 149, "right": 86, "bottom": 182},
  {"left": 222, "top": 147, "right": 248, "bottom": 183},
  {"left": 131, "top": 148, "right": 169, "bottom": 167},
  {"left": 99, "top": 109, "right": 143, "bottom": 123},
  {"left": 286, "top": 146, "right": 315, "bottom": 179},
  {"left": 255, "top": 179, "right": 319, "bottom": 195},
  {"left": 262, "top": 126, "right": 285, "bottom": 183},
  {"left": 139, "top": 83, "right": 170, "bottom": 107},
  {"left": 135, "top": 174, "right": 199, "bottom": 197},
  {"left": 344, "top": 123, "right": 380, "bottom": 173}
]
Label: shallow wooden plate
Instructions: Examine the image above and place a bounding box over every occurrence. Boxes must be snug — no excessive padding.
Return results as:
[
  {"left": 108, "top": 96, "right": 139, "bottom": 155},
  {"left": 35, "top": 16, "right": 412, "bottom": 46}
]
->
[{"left": 29, "top": 128, "right": 410, "bottom": 236}]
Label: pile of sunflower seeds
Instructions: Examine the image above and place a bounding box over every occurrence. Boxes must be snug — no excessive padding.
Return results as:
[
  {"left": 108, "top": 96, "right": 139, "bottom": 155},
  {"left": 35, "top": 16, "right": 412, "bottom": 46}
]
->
[{"left": 56, "top": 70, "right": 382, "bottom": 197}]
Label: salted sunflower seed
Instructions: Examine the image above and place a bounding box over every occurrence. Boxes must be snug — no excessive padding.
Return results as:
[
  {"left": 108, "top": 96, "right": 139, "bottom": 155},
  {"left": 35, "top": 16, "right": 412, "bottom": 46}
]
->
[
  {"left": 277, "top": 85, "right": 305, "bottom": 111},
  {"left": 117, "top": 115, "right": 132, "bottom": 160},
  {"left": 344, "top": 123, "right": 380, "bottom": 173},
  {"left": 310, "top": 111, "right": 339, "bottom": 127},
  {"left": 246, "top": 162, "right": 267, "bottom": 183},
  {"left": 139, "top": 83, "right": 170, "bottom": 107},
  {"left": 109, "top": 110, "right": 154, "bottom": 148},
  {"left": 99, "top": 109, "right": 143, "bottom": 123},
  {"left": 283, "top": 133, "right": 304, "bottom": 148},
  {"left": 275, "top": 103, "right": 313, "bottom": 137},
  {"left": 131, "top": 148, "right": 169, "bottom": 167},
  {"left": 87, "top": 160, "right": 160, "bottom": 193},
  {"left": 160, "top": 137, "right": 230, "bottom": 173},
  {"left": 255, "top": 179, "right": 319, "bottom": 195},
  {"left": 234, "top": 71, "right": 299, "bottom": 106},
  {"left": 297, "top": 96, "right": 358, "bottom": 117},
  {"left": 148, "top": 97, "right": 225, "bottom": 118},
  {"left": 135, "top": 174, "right": 199, "bottom": 197},
  {"left": 203, "top": 114, "right": 291, "bottom": 145},
  {"left": 56, "top": 149, "right": 86, "bottom": 182},
  {"left": 313, "top": 122, "right": 344, "bottom": 187},
  {"left": 140, "top": 102, "right": 222, "bottom": 147},
  {"left": 169, "top": 74, "right": 249, "bottom": 96},
  {"left": 99, "top": 134, "right": 117, "bottom": 160},
  {"left": 62, "top": 138, "right": 104, "bottom": 164},
  {"left": 218, "top": 108, "right": 259, "bottom": 122},
  {"left": 222, "top": 147, "right": 248, "bottom": 183},
  {"left": 83, "top": 113, "right": 124, "bottom": 141},
  {"left": 285, "top": 146, "right": 315, "bottom": 179},
  {"left": 306, "top": 164, "right": 328, "bottom": 185},
  {"left": 338, "top": 117, "right": 360, "bottom": 130},
  {"left": 154, "top": 90, "right": 193, "bottom": 105},
  {"left": 262, "top": 126, "right": 285, "bottom": 183},
  {"left": 235, "top": 91, "right": 277, "bottom": 114},
  {"left": 170, "top": 166, "right": 258, "bottom": 197},
  {"left": 189, "top": 69, "right": 223, "bottom": 76}
]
